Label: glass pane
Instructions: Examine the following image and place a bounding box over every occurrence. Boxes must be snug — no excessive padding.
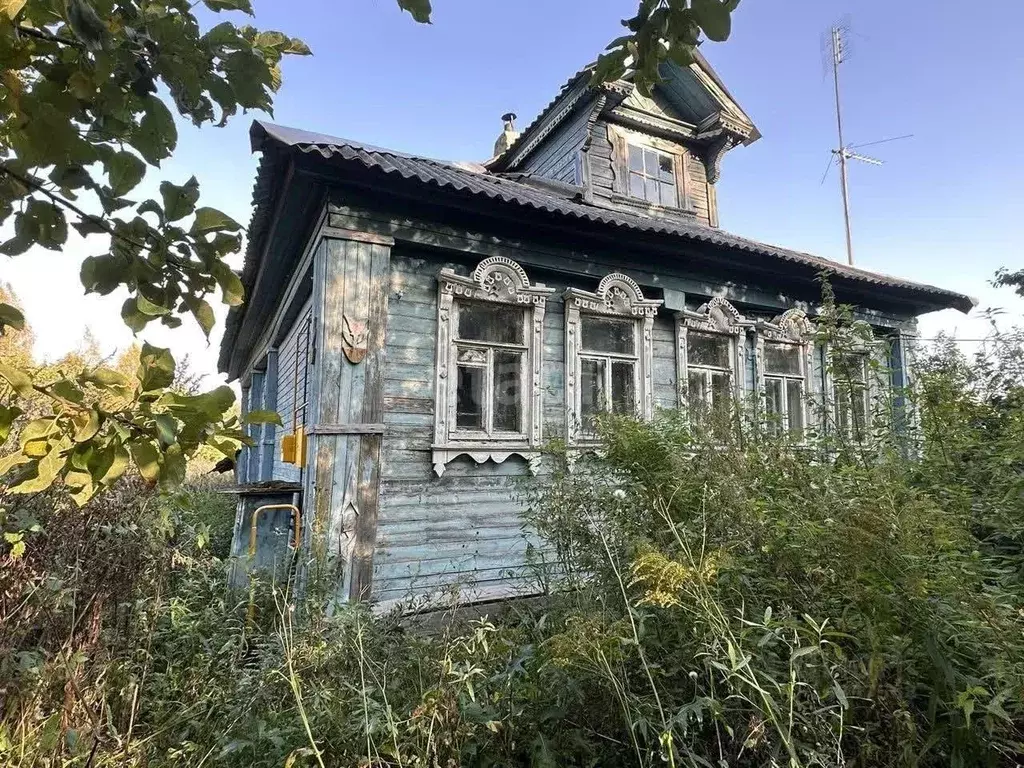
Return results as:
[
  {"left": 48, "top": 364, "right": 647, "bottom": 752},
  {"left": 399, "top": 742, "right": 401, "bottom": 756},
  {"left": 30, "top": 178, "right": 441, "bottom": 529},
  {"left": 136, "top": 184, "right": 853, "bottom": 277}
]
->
[
  {"left": 644, "top": 177, "right": 658, "bottom": 203},
  {"left": 660, "top": 181, "right": 677, "bottom": 207},
  {"left": 644, "top": 148, "right": 659, "bottom": 176},
  {"left": 628, "top": 146, "right": 644, "bottom": 172},
  {"left": 658, "top": 153, "right": 674, "bottom": 182},
  {"left": 853, "top": 389, "right": 868, "bottom": 437},
  {"left": 581, "top": 316, "right": 635, "bottom": 355},
  {"left": 457, "top": 346, "right": 487, "bottom": 365},
  {"left": 456, "top": 366, "right": 484, "bottom": 429},
  {"left": 687, "top": 332, "right": 731, "bottom": 369},
  {"left": 765, "top": 343, "right": 802, "bottom": 375},
  {"left": 787, "top": 379, "right": 804, "bottom": 436},
  {"left": 836, "top": 354, "right": 867, "bottom": 384},
  {"left": 836, "top": 388, "right": 851, "bottom": 434},
  {"left": 711, "top": 371, "right": 732, "bottom": 420},
  {"left": 492, "top": 351, "right": 522, "bottom": 432},
  {"left": 765, "top": 377, "right": 783, "bottom": 436},
  {"left": 611, "top": 361, "right": 635, "bottom": 415},
  {"left": 580, "top": 358, "right": 605, "bottom": 431},
  {"left": 687, "top": 370, "right": 708, "bottom": 412},
  {"left": 629, "top": 173, "right": 645, "bottom": 199},
  {"left": 458, "top": 303, "right": 523, "bottom": 344}
]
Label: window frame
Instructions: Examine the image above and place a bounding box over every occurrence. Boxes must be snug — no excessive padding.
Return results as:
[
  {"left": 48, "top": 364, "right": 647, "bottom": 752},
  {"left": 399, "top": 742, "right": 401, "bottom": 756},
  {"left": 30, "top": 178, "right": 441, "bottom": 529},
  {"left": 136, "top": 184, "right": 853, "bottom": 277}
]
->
[
  {"left": 565, "top": 273, "right": 663, "bottom": 446},
  {"left": 608, "top": 124, "right": 690, "bottom": 212},
  {"left": 433, "top": 256, "right": 554, "bottom": 477},
  {"left": 627, "top": 144, "right": 679, "bottom": 208},
  {"left": 831, "top": 350, "right": 872, "bottom": 442},
  {"left": 676, "top": 297, "right": 751, "bottom": 424},
  {"left": 450, "top": 301, "right": 530, "bottom": 440},
  {"left": 755, "top": 309, "right": 817, "bottom": 441}
]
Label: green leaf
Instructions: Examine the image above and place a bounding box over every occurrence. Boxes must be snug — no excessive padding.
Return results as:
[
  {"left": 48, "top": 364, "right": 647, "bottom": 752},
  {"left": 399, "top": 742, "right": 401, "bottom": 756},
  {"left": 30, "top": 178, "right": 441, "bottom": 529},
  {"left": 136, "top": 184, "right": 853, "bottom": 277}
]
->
[
  {"left": 121, "top": 298, "right": 150, "bottom": 333},
  {"left": 106, "top": 151, "right": 146, "bottom": 196},
  {"left": 397, "top": 0, "right": 432, "bottom": 23},
  {"left": 185, "top": 296, "right": 216, "bottom": 337},
  {"left": 0, "top": 361, "right": 35, "bottom": 398},
  {"left": 0, "top": 301, "right": 25, "bottom": 333},
  {"left": 287, "top": 38, "right": 312, "bottom": 55},
  {"left": 203, "top": 0, "right": 254, "bottom": 12},
  {"left": 9, "top": 438, "right": 69, "bottom": 495},
  {"left": 243, "top": 409, "right": 282, "bottom": 426},
  {"left": 81, "top": 254, "right": 124, "bottom": 295},
  {"left": 0, "top": 404, "right": 22, "bottom": 443},
  {"left": 691, "top": 0, "right": 732, "bottom": 42},
  {"left": 49, "top": 379, "right": 85, "bottom": 404},
  {"left": 191, "top": 206, "right": 240, "bottom": 234},
  {"left": 160, "top": 177, "right": 200, "bottom": 222},
  {"left": 66, "top": 0, "right": 109, "bottom": 50},
  {"left": 71, "top": 409, "right": 101, "bottom": 443},
  {"left": 1, "top": 0, "right": 27, "bottom": 20},
  {"left": 134, "top": 97, "right": 177, "bottom": 165},
  {"left": 212, "top": 261, "right": 244, "bottom": 306},
  {"left": 137, "top": 293, "right": 171, "bottom": 317},
  {"left": 154, "top": 413, "right": 177, "bottom": 447},
  {"left": 138, "top": 343, "right": 176, "bottom": 391},
  {"left": 96, "top": 444, "right": 129, "bottom": 484},
  {"left": 128, "top": 439, "right": 161, "bottom": 482},
  {"left": 161, "top": 443, "right": 186, "bottom": 487},
  {"left": 82, "top": 367, "right": 129, "bottom": 388}
]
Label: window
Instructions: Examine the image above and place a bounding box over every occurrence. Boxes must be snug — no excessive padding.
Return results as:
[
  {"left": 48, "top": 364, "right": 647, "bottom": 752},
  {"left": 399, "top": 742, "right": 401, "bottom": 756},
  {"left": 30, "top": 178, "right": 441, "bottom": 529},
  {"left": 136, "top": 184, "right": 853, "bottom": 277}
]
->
[
  {"left": 628, "top": 145, "right": 678, "bottom": 207},
  {"left": 756, "top": 309, "right": 815, "bottom": 440},
  {"left": 565, "top": 274, "right": 663, "bottom": 445},
  {"left": 676, "top": 298, "right": 749, "bottom": 427},
  {"left": 578, "top": 315, "right": 639, "bottom": 435},
  {"left": 833, "top": 353, "right": 870, "bottom": 440},
  {"left": 433, "top": 256, "right": 554, "bottom": 477},
  {"left": 763, "top": 341, "right": 806, "bottom": 437},
  {"left": 685, "top": 332, "right": 734, "bottom": 423},
  {"left": 453, "top": 302, "right": 526, "bottom": 436}
]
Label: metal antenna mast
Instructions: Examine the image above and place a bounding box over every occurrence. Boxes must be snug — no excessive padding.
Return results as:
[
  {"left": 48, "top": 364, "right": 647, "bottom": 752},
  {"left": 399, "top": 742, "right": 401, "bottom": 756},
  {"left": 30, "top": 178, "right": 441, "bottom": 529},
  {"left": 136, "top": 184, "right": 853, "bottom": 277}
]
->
[
  {"left": 830, "top": 24, "right": 856, "bottom": 265},
  {"left": 822, "top": 21, "right": 912, "bottom": 266}
]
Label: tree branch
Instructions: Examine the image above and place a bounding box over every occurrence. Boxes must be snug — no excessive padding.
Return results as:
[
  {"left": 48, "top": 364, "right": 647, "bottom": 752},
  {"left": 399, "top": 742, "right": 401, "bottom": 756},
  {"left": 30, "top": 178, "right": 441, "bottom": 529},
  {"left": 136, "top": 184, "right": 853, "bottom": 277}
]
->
[
  {"left": 16, "top": 24, "right": 83, "bottom": 49},
  {"left": 0, "top": 163, "right": 189, "bottom": 271}
]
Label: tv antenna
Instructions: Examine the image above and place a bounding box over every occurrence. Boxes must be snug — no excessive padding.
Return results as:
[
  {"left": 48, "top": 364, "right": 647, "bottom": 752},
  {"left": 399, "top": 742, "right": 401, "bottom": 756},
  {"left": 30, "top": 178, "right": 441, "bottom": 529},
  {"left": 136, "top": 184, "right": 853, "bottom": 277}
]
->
[{"left": 821, "top": 20, "right": 912, "bottom": 265}]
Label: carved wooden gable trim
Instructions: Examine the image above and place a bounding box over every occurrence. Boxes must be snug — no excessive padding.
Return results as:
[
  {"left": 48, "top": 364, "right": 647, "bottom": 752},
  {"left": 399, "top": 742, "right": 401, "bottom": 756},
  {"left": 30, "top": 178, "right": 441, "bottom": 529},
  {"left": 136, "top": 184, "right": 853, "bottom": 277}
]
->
[
  {"left": 565, "top": 273, "right": 663, "bottom": 446},
  {"left": 433, "top": 256, "right": 554, "bottom": 477}
]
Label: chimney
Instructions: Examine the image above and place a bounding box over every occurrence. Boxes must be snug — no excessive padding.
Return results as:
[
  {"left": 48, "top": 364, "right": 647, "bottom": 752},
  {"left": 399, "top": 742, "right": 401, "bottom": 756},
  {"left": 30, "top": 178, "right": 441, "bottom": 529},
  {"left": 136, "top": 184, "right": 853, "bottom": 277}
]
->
[{"left": 493, "top": 112, "right": 520, "bottom": 157}]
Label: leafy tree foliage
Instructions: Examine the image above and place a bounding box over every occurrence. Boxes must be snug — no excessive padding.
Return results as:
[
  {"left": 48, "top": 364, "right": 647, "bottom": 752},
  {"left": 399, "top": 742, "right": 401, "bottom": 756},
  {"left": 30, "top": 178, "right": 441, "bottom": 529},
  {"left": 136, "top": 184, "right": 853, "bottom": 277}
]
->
[{"left": 0, "top": 0, "right": 301, "bottom": 499}]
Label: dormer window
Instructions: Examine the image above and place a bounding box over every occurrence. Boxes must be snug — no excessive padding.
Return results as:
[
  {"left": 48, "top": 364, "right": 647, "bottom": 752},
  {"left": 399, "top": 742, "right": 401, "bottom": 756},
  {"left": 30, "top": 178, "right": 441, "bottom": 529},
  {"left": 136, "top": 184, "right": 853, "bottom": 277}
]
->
[{"left": 628, "top": 145, "right": 678, "bottom": 207}]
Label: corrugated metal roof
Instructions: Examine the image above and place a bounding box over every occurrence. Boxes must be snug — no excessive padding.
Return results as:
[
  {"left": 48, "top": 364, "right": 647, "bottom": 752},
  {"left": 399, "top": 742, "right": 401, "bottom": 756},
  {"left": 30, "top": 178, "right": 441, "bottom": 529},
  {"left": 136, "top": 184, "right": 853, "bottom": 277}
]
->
[
  {"left": 220, "top": 119, "right": 974, "bottom": 374},
  {"left": 250, "top": 120, "right": 974, "bottom": 309}
]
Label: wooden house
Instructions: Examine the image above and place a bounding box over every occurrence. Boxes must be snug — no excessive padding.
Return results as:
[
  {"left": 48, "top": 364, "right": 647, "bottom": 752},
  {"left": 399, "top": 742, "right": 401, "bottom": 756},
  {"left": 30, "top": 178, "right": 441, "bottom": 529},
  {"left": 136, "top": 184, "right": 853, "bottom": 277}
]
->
[{"left": 219, "top": 53, "right": 973, "bottom": 607}]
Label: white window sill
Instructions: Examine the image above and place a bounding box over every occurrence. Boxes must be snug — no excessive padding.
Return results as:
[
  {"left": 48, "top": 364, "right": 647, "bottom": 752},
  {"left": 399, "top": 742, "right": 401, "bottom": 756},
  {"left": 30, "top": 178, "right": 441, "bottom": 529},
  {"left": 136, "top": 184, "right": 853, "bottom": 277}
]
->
[{"left": 430, "top": 444, "right": 542, "bottom": 478}]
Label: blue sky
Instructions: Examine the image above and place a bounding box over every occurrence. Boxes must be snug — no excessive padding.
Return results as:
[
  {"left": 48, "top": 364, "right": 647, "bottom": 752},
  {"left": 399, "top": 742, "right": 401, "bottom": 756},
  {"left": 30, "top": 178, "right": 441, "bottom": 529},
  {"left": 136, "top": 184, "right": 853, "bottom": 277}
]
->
[{"left": 6, "top": 0, "right": 1024, "bottom": 378}]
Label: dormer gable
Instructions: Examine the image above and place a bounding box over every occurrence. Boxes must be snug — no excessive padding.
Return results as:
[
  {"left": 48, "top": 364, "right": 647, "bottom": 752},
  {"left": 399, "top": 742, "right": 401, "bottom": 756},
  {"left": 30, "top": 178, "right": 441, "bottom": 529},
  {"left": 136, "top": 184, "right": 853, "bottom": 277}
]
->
[{"left": 488, "top": 52, "right": 758, "bottom": 229}]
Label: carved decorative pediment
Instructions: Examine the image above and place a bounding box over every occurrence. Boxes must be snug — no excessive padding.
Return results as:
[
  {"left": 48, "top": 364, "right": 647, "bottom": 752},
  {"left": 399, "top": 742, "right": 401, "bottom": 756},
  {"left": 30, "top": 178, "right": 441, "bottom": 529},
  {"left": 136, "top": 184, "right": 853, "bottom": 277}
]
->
[
  {"left": 757, "top": 308, "right": 816, "bottom": 343},
  {"left": 677, "top": 296, "right": 750, "bottom": 335},
  {"left": 439, "top": 256, "right": 554, "bottom": 307},
  {"left": 564, "top": 272, "right": 662, "bottom": 318}
]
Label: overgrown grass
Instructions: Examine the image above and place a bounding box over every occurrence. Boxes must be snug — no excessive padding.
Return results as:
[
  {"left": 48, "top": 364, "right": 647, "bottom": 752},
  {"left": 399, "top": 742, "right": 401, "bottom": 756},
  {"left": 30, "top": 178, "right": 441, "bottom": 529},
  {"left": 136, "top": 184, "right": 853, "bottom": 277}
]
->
[{"left": 2, "top": 328, "right": 1023, "bottom": 767}]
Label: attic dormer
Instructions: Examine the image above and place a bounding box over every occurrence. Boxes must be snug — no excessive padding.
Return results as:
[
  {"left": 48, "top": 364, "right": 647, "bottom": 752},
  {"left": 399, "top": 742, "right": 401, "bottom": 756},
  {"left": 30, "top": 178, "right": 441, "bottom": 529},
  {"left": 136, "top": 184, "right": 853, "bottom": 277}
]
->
[{"left": 488, "top": 52, "right": 758, "bottom": 228}]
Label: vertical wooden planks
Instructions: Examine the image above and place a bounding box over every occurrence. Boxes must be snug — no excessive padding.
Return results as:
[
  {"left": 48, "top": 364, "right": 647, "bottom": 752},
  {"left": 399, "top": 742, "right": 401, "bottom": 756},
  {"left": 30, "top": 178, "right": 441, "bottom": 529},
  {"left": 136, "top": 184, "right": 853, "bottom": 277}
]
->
[{"left": 309, "top": 233, "right": 392, "bottom": 602}]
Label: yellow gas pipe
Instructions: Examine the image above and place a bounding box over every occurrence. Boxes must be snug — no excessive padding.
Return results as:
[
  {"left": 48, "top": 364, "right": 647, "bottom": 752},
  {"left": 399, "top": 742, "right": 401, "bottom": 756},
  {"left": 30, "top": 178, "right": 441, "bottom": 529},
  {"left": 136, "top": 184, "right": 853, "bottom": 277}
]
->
[{"left": 247, "top": 503, "right": 302, "bottom": 624}]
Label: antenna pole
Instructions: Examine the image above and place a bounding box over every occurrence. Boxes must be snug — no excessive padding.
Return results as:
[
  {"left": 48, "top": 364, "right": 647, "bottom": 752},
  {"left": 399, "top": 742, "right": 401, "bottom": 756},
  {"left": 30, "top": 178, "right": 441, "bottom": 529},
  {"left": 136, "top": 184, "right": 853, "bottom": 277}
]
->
[{"left": 831, "top": 26, "right": 854, "bottom": 266}]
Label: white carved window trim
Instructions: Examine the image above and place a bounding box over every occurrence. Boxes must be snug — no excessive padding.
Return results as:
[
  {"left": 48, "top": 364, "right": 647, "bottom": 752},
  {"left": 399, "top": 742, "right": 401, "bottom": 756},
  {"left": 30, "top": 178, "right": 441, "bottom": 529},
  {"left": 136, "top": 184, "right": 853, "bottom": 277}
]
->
[
  {"left": 675, "top": 297, "right": 751, "bottom": 420},
  {"left": 433, "top": 256, "right": 554, "bottom": 477},
  {"left": 565, "top": 273, "right": 663, "bottom": 446},
  {"left": 754, "top": 309, "right": 817, "bottom": 439}
]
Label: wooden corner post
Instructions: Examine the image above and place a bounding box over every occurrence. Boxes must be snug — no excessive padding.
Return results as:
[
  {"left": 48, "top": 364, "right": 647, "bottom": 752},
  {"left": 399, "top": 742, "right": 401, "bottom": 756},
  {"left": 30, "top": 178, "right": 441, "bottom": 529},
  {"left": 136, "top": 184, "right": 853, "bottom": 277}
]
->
[{"left": 310, "top": 229, "right": 394, "bottom": 603}]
